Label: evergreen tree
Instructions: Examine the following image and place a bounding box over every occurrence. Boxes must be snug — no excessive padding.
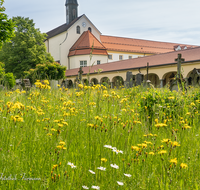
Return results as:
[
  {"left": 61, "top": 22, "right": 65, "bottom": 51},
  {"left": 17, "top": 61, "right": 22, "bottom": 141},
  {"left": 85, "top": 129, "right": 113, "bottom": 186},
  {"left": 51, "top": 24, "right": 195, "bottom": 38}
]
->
[
  {"left": 0, "top": 16, "right": 54, "bottom": 78},
  {"left": 0, "top": 0, "right": 15, "bottom": 49}
]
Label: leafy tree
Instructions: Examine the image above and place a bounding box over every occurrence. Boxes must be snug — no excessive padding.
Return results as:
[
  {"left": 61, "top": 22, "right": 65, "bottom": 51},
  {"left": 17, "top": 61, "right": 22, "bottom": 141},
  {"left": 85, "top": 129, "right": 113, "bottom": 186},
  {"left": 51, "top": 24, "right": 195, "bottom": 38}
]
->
[
  {"left": 24, "top": 62, "right": 66, "bottom": 84},
  {"left": 0, "top": 0, "right": 15, "bottom": 49},
  {"left": 0, "top": 16, "right": 54, "bottom": 78}
]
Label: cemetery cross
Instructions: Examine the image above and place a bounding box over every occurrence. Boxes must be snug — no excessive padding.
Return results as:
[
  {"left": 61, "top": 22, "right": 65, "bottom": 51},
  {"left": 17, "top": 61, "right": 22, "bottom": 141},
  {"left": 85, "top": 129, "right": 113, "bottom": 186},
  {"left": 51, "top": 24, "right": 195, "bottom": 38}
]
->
[{"left": 175, "top": 54, "right": 185, "bottom": 79}]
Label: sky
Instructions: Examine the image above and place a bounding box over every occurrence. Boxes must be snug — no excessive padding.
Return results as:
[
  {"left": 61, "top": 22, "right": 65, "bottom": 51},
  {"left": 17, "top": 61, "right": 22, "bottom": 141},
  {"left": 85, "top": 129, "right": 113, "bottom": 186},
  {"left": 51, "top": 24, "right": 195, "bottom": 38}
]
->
[{"left": 4, "top": 0, "right": 200, "bottom": 46}]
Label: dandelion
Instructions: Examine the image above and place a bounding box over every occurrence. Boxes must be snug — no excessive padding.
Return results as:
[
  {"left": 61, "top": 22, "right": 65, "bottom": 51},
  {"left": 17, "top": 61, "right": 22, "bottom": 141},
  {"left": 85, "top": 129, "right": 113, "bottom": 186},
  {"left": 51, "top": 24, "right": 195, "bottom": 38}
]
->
[
  {"left": 91, "top": 186, "right": 100, "bottom": 189},
  {"left": 124, "top": 173, "right": 131, "bottom": 177},
  {"left": 180, "top": 163, "right": 188, "bottom": 169},
  {"left": 101, "top": 158, "right": 107, "bottom": 162},
  {"left": 89, "top": 170, "right": 95, "bottom": 174},
  {"left": 110, "top": 164, "right": 119, "bottom": 169},
  {"left": 82, "top": 186, "right": 89, "bottom": 189},
  {"left": 67, "top": 162, "right": 76, "bottom": 168},
  {"left": 158, "top": 150, "right": 167, "bottom": 155},
  {"left": 97, "top": 166, "right": 106, "bottom": 171},
  {"left": 117, "top": 181, "right": 124, "bottom": 186},
  {"left": 170, "top": 158, "right": 177, "bottom": 165},
  {"left": 149, "top": 152, "right": 155, "bottom": 155},
  {"left": 131, "top": 146, "right": 140, "bottom": 151}
]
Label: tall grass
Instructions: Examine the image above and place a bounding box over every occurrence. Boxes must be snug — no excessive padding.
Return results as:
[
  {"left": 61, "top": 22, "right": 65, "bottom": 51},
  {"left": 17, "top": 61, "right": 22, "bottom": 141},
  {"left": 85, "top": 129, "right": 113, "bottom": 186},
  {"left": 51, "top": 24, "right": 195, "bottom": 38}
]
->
[{"left": 0, "top": 84, "right": 200, "bottom": 189}]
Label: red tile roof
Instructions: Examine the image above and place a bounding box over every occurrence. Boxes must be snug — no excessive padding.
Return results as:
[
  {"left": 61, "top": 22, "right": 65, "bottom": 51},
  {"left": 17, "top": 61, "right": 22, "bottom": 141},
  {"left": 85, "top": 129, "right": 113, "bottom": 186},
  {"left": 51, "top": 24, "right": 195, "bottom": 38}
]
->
[
  {"left": 66, "top": 46, "right": 200, "bottom": 77},
  {"left": 69, "top": 31, "right": 108, "bottom": 56},
  {"left": 100, "top": 35, "right": 197, "bottom": 54}
]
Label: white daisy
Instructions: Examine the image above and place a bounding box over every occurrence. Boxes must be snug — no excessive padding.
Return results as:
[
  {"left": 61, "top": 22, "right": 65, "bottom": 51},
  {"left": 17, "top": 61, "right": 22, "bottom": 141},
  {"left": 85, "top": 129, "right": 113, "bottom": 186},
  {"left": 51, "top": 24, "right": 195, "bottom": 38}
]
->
[
  {"left": 89, "top": 170, "right": 95, "bottom": 174},
  {"left": 91, "top": 185, "right": 100, "bottom": 189},
  {"left": 82, "top": 185, "right": 89, "bottom": 189},
  {"left": 104, "top": 145, "right": 112, "bottom": 149},
  {"left": 124, "top": 173, "right": 132, "bottom": 177},
  {"left": 110, "top": 164, "right": 119, "bottom": 169},
  {"left": 113, "top": 149, "right": 123, "bottom": 154},
  {"left": 117, "top": 181, "right": 124, "bottom": 186},
  {"left": 67, "top": 162, "right": 76, "bottom": 168},
  {"left": 97, "top": 166, "right": 106, "bottom": 171}
]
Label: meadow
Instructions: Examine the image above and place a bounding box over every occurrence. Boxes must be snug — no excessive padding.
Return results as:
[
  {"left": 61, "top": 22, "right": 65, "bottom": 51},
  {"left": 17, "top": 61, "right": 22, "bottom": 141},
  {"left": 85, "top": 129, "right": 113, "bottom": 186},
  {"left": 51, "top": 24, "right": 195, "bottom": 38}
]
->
[{"left": 0, "top": 81, "right": 200, "bottom": 190}]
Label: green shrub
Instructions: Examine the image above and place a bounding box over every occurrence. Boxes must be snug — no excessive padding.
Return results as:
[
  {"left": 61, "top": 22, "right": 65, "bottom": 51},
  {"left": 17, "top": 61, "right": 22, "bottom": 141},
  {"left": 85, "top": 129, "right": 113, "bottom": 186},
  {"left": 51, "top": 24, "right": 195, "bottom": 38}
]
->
[{"left": 4, "top": 72, "right": 15, "bottom": 89}]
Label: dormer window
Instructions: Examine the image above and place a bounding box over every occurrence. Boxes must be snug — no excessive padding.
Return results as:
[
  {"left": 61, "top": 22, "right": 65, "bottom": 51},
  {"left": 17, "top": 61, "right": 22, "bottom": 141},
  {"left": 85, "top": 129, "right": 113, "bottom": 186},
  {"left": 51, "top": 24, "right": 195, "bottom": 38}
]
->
[
  {"left": 76, "top": 26, "right": 80, "bottom": 34},
  {"left": 88, "top": 27, "right": 92, "bottom": 32}
]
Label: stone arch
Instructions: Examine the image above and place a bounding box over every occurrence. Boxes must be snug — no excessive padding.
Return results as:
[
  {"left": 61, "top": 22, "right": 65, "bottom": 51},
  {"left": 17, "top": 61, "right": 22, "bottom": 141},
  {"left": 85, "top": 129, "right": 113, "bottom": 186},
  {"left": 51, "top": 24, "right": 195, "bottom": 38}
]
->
[
  {"left": 67, "top": 80, "right": 73, "bottom": 88},
  {"left": 162, "top": 72, "right": 177, "bottom": 87},
  {"left": 144, "top": 73, "right": 160, "bottom": 87},
  {"left": 186, "top": 69, "right": 200, "bottom": 86},
  {"left": 91, "top": 78, "right": 98, "bottom": 85},
  {"left": 112, "top": 76, "right": 124, "bottom": 88},
  {"left": 83, "top": 78, "right": 89, "bottom": 85},
  {"left": 100, "top": 77, "right": 110, "bottom": 84}
]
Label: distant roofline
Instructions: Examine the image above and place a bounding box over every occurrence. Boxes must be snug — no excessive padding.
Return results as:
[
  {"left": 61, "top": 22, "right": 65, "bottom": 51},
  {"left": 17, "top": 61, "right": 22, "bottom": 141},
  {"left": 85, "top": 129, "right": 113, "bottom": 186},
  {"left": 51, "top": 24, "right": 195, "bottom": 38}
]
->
[{"left": 101, "top": 34, "right": 198, "bottom": 47}]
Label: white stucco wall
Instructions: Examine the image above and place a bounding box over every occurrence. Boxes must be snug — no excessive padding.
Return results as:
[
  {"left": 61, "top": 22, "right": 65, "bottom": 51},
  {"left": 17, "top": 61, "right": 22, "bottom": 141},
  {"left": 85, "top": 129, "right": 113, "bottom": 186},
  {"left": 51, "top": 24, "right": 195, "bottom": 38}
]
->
[
  {"left": 69, "top": 54, "right": 108, "bottom": 69},
  {"left": 46, "top": 15, "right": 101, "bottom": 69},
  {"left": 107, "top": 51, "right": 152, "bottom": 63}
]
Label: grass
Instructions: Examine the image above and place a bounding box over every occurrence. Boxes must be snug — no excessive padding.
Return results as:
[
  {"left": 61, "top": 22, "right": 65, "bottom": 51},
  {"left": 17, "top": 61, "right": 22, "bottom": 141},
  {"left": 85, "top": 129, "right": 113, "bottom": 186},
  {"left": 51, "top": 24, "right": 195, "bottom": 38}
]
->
[{"left": 0, "top": 82, "right": 200, "bottom": 189}]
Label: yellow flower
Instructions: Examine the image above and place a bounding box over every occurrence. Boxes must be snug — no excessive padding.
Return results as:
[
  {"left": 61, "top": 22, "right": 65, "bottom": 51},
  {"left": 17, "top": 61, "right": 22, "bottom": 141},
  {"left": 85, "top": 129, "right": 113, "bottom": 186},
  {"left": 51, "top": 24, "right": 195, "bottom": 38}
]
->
[
  {"left": 158, "top": 150, "right": 167, "bottom": 155},
  {"left": 170, "top": 158, "right": 177, "bottom": 164},
  {"left": 59, "top": 141, "right": 66, "bottom": 145},
  {"left": 171, "top": 141, "right": 180, "bottom": 147},
  {"left": 101, "top": 158, "right": 107, "bottom": 162},
  {"left": 131, "top": 146, "right": 140, "bottom": 151},
  {"left": 180, "top": 163, "right": 188, "bottom": 169},
  {"left": 149, "top": 152, "right": 155, "bottom": 155}
]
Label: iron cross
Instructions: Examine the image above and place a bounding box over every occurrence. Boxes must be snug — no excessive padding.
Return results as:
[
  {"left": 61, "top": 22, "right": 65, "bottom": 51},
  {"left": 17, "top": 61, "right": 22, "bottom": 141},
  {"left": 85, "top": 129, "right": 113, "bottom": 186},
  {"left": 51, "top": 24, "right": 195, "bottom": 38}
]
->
[{"left": 175, "top": 54, "right": 185, "bottom": 79}]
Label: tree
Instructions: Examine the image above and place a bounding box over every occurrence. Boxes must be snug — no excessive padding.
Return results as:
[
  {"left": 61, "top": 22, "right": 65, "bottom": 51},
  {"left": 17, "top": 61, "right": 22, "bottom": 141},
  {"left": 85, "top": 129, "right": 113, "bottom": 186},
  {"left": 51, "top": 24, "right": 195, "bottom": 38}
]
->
[
  {"left": 0, "top": 16, "right": 54, "bottom": 78},
  {"left": 24, "top": 62, "right": 66, "bottom": 84},
  {"left": 0, "top": 0, "right": 15, "bottom": 49}
]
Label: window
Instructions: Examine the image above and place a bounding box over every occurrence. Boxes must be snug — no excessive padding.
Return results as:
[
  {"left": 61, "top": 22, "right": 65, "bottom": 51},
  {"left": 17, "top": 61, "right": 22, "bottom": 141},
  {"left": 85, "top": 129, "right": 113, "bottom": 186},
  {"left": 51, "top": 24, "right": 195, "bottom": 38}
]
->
[
  {"left": 88, "top": 27, "right": 92, "bottom": 32},
  {"left": 76, "top": 26, "right": 80, "bottom": 34},
  {"left": 119, "top": 55, "right": 123, "bottom": 60},
  {"left": 80, "top": 61, "right": 87, "bottom": 67},
  {"left": 129, "top": 56, "right": 132, "bottom": 59},
  {"left": 97, "top": 60, "right": 101, "bottom": 65},
  {"left": 108, "top": 54, "right": 113, "bottom": 60}
]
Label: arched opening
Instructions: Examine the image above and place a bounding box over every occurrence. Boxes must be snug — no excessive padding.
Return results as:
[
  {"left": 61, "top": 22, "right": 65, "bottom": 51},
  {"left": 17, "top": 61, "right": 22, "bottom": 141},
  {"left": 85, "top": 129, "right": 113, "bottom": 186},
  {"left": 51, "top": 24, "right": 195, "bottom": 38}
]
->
[
  {"left": 68, "top": 80, "right": 73, "bottom": 88},
  {"left": 144, "top": 73, "right": 160, "bottom": 87},
  {"left": 100, "top": 77, "right": 110, "bottom": 86},
  {"left": 187, "top": 69, "right": 200, "bottom": 86},
  {"left": 83, "top": 79, "right": 89, "bottom": 85},
  {"left": 91, "top": 78, "right": 98, "bottom": 85},
  {"left": 112, "top": 76, "right": 124, "bottom": 88},
  {"left": 76, "top": 25, "right": 80, "bottom": 34},
  {"left": 88, "top": 27, "right": 92, "bottom": 32},
  {"left": 162, "top": 72, "right": 177, "bottom": 87}
]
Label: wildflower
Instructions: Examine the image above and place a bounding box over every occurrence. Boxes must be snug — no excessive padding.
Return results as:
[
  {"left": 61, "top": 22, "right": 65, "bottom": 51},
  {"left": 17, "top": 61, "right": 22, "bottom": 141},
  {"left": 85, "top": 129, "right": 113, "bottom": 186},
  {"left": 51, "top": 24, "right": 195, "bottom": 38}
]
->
[
  {"left": 91, "top": 186, "right": 100, "bottom": 189},
  {"left": 170, "top": 158, "right": 177, "bottom": 164},
  {"left": 82, "top": 186, "right": 89, "bottom": 189},
  {"left": 110, "top": 164, "right": 119, "bottom": 169},
  {"left": 47, "top": 133, "right": 52, "bottom": 136},
  {"left": 89, "top": 170, "right": 95, "bottom": 174},
  {"left": 149, "top": 152, "right": 155, "bottom": 155},
  {"left": 180, "top": 163, "right": 188, "bottom": 169},
  {"left": 113, "top": 149, "right": 123, "bottom": 154},
  {"left": 124, "top": 173, "right": 131, "bottom": 177},
  {"left": 97, "top": 166, "right": 106, "bottom": 171},
  {"left": 67, "top": 162, "right": 76, "bottom": 168},
  {"left": 131, "top": 146, "right": 140, "bottom": 151},
  {"left": 117, "top": 181, "right": 124, "bottom": 186},
  {"left": 59, "top": 141, "right": 66, "bottom": 145},
  {"left": 101, "top": 158, "right": 107, "bottom": 162},
  {"left": 162, "top": 139, "right": 171, "bottom": 143},
  {"left": 171, "top": 141, "right": 180, "bottom": 147},
  {"left": 158, "top": 150, "right": 167, "bottom": 155},
  {"left": 103, "top": 145, "right": 112, "bottom": 149}
]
